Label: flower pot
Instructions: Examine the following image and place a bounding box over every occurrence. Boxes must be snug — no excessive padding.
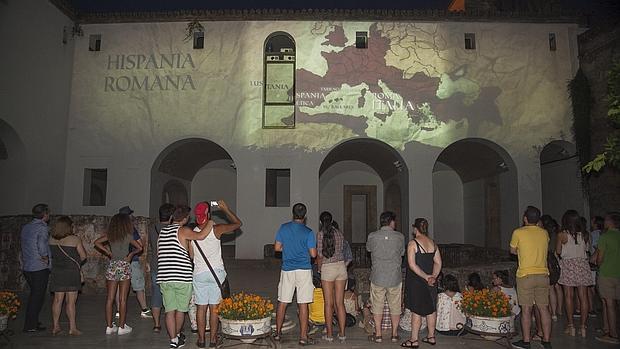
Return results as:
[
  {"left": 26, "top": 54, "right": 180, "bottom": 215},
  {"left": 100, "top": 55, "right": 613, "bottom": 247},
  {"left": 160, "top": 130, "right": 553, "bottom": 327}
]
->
[
  {"left": 466, "top": 315, "right": 513, "bottom": 335},
  {"left": 220, "top": 316, "right": 272, "bottom": 343},
  {"left": 0, "top": 315, "right": 7, "bottom": 331}
]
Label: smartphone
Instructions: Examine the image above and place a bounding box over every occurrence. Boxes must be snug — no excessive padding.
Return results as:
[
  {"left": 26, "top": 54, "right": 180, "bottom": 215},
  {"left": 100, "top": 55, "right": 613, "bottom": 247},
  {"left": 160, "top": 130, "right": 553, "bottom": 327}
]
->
[{"left": 210, "top": 200, "right": 218, "bottom": 207}]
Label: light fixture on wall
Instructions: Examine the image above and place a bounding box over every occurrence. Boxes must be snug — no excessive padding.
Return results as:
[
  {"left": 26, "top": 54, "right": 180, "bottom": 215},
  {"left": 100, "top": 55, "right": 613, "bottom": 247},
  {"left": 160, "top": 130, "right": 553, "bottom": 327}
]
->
[
  {"left": 230, "top": 162, "right": 237, "bottom": 170},
  {"left": 393, "top": 160, "right": 403, "bottom": 172},
  {"left": 497, "top": 161, "right": 508, "bottom": 171}
]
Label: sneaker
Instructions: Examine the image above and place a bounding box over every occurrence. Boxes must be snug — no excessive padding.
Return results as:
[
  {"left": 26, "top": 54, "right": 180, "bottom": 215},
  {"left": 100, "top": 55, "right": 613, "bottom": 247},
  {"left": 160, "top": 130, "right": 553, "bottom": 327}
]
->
[
  {"left": 541, "top": 341, "right": 552, "bottom": 349},
  {"left": 511, "top": 340, "right": 531, "bottom": 349},
  {"left": 551, "top": 315, "right": 558, "bottom": 322},
  {"left": 118, "top": 324, "right": 132, "bottom": 335},
  {"left": 178, "top": 332, "right": 186, "bottom": 343},
  {"left": 105, "top": 325, "right": 118, "bottom": 335},
  {"left": 172, "top": 334, "right": 186, "bottom": 348},
  {"left": 191, "top": 328, "right": 198, "bottom": 334},
  {"left": 141, "top": 309, "right": 153, "bottom": 318},
  {"left": 595, "top": 335, "right": 620, "bottom": 344},
  {"left": 170, "top": 339, "right": 181, "bottom": 349}
]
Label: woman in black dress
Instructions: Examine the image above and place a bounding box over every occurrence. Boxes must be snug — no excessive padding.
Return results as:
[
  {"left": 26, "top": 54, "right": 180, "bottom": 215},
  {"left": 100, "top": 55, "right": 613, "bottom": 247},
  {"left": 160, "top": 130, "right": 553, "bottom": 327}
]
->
[
  {"left": 402, "top": 218, "right": 442, "bottom": 348},
  {"left": 49, "top": 216, "right": 87, "bottom": 335}
]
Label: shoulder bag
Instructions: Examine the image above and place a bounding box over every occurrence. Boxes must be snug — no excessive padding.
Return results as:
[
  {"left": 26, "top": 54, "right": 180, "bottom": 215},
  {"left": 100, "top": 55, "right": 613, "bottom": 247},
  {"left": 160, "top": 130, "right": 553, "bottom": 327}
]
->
[{"left": 193, "top": 240, "right": 231, "bottom": 299}]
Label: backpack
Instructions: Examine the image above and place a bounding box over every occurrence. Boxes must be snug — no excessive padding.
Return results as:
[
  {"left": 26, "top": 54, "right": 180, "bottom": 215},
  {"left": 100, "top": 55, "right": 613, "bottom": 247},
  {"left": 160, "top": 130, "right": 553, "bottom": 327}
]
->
[{"left": 547, "top": 253, "right": 560, "bottom": 285}]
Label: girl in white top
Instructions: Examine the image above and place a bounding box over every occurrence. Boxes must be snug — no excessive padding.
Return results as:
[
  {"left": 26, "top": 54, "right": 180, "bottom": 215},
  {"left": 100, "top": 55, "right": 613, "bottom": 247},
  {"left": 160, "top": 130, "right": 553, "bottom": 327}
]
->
[
  {"left": 192, "top": 200, "right": 242, "bottom": 348},
  {"left": 556, "top": 210, "right": 593, "bottom": 338},
  {"left": 491, "top": 270, "right": 520, "bottom": 316},
  {"left": 436, "top": 274, "right": 466, "bottom": 335}
]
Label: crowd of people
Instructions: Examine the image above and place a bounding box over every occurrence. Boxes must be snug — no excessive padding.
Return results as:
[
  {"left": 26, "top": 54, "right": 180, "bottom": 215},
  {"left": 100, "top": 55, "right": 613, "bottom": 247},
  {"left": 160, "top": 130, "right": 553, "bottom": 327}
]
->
[{"left": 18, "top": 201, "right": 620, "bottom": 348}]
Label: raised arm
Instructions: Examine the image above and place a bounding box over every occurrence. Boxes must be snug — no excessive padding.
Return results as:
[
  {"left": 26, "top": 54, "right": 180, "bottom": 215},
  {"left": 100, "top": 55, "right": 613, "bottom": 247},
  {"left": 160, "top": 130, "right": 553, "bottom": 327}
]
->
[
  {"left": 181, "top": 220, "right": 215, "bottom": 241},
  {"left": 214, "top": 200, "right": 242, "bottom": 239},
  {"left": 94, "top": 235, "right": 112, "bottom": 258}
]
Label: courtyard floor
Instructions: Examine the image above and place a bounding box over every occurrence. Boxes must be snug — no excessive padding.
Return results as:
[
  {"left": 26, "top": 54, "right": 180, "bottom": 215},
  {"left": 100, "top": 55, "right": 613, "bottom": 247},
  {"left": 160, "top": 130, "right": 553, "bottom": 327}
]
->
[{"left": 2, "top": 260, "right": 617, "bottom": 349}]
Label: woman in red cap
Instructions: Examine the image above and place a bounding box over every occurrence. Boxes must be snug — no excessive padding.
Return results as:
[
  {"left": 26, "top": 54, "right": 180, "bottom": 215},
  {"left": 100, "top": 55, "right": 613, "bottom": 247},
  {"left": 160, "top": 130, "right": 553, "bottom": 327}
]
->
[{"left": 192, "top": 200, "right": 242, "bottom": 348}]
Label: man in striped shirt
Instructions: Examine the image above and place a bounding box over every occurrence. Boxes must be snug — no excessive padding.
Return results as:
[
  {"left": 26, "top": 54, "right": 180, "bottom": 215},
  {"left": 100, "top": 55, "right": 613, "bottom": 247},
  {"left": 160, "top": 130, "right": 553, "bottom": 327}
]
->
[{"left": 157, "top": 205, "right": 214, "bottom": 349}]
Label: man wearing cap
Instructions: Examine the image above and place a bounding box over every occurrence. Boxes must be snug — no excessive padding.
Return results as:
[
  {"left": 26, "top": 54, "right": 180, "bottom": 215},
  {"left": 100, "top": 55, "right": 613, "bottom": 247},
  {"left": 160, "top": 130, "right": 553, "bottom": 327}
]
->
[
  {"left": 192, "top": 200, "right": 242, "bottom": 348},
  {"left": 119, "top": 206, "right": 152, "bottom": 318}
]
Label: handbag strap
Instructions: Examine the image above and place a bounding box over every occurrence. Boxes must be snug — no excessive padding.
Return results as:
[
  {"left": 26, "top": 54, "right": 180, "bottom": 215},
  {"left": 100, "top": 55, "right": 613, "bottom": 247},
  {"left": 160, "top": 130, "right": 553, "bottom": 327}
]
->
[
  {"left": 193, "top": 240, "right": 224, "bottom": 291},
  {"left": 58, "top": 244, "right": 82, "bottom": 271}
]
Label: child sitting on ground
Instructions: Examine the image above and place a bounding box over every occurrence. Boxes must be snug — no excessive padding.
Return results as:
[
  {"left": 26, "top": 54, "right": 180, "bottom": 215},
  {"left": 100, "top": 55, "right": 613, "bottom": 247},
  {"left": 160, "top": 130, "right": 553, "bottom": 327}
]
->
[
  {"left": 308, "top": 273, "right": 325, "bottom": 335},
  {"left": 465, "top": 272, "right": 485, "bottom": 291},
  {"left": 436, "top": 274, "right": 466, "bottom": 336},
  {"left": 491, "top": 270, "right": 520, "bottom": 317}
]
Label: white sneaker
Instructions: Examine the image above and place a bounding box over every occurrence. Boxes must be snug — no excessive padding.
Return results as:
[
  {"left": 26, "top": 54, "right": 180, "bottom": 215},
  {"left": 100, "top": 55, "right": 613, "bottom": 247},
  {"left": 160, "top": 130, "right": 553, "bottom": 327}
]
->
[
  {"left": 118, "top": 324, "right": 132, "bottom": 335},
  {"left": 105, "top": 325, "right": 118, "bottom": 334}
]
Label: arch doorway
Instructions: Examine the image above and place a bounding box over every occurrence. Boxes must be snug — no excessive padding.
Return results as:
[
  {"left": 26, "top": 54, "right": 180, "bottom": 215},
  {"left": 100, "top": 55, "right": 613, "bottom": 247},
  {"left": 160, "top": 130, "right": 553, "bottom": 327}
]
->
[
  {"left": 150, "top": 138, "right": 238, "bottom": 254},
  {"left": 0, "top": 119, "right": 27, "bottom": 215},
  {"left": 540, "top": 140, "right": 585, "bottom": 220},
  {"left": 319, "top": 138, "right": 409, "bottom": 243},
  {"left": 432, "top": 138, "right": 518, "bottom": 249}
]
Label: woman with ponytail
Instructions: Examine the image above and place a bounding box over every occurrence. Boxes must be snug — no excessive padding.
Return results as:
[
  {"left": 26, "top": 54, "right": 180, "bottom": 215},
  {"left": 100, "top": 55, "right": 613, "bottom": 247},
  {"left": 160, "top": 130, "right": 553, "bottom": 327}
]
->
[{"left": 317, "top": 211, "right": 348, "bottom": 342}]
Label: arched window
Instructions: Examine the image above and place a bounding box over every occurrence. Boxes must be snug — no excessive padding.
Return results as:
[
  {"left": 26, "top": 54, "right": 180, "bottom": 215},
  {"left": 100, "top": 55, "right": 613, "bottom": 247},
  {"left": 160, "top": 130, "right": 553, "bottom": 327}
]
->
[{"left": 263, "top": 32, "right": 295, "bottom": 128}]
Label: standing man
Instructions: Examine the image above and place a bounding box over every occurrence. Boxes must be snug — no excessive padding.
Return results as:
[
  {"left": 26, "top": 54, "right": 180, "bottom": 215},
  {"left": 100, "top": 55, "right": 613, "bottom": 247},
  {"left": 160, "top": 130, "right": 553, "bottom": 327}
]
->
[
  {"left": 273, "top": 203, "right": 317, "bottom": 346},
  {"left": 158, "top": 205, "right": 214, "bottom": 349},
  {"left": 20, "top": 203, "right": 51, "bottom": 332},
  {"left": 366, "top": 211, "right": 405, "bottom": 343},
  {"left": 593, "top": 212, "right": 620, "bottom": 345},
  {"left": 148, "top": 203, "right": 174, "bottom": 333},
  {"left": 510, "top": 206, "right": 552, "bottom": 349},
  {"left": 119, "top": 206, "right": 151, "bottom": 318}
]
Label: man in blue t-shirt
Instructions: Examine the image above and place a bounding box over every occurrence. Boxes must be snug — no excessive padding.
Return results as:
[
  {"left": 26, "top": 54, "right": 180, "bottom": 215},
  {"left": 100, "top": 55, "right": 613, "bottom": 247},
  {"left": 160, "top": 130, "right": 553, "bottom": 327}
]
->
[{"left": 273, "top": 203, "right": 317, "bottom": 345}]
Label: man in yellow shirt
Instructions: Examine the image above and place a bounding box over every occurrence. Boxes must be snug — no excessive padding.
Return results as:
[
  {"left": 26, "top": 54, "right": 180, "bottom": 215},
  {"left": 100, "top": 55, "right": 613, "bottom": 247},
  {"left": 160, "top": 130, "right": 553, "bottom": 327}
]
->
[{"left": 510, "top": 206, "right": 552, "bottom": 349}]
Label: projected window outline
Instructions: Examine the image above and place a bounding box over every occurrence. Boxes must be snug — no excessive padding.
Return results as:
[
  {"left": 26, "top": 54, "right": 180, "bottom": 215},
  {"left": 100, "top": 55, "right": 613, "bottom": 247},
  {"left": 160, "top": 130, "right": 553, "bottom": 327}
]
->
[
  {"left": 263, "top": 32, "right": 296, "bottom": 129},
  {"left": 83, "top": 168, "right": 108, "bottom": 206}
]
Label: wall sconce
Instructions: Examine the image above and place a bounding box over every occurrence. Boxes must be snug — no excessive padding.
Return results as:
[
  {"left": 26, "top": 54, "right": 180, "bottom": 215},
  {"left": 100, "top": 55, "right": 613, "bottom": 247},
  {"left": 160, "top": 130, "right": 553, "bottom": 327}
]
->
[{"left": 393, "top": 160, "right": 403, "bottom": 172}]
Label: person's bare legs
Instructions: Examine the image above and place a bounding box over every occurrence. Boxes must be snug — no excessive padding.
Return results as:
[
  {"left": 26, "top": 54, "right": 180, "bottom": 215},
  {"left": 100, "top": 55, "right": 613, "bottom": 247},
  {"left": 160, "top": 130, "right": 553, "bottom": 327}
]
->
[
  {"left": 334, "top": 279, "right": 347, "bottom": 338},
  {"left": 208, "top": 304, "right": 219, "bottom": 344},
  {"left": 577, "top": 286, "right": 589, "bottom": 332},
  {"left": 321, "top": 280, "right": 336, "bottom": 338},
  {"left": 299, "top": 303, "right": 310, "bottom": 340},
  {"left": 409, "top": 312, "right": 422, "bottom": 343},
  {"left": 554, "top": 284, "right": 564, "bottom": 316},
  {"left": 65, "top": 291, "right": 80, "bottom": 335},
  {"left": 390, "top": 313, "right": 400, "bottom": 338},
  {"left": 136, "top": 290, "right": 148, "bottom": 311},
  {"left": 521, "top": 305, "right": 533, "bottom": 342},
  {"left": 165, "top": 310, "right": 177, "bottom": 340},
  {"left": 601, "top": 300, "right": 609, "bottom": 334},
  {"left": 196, "top": 304, "right": 208, "bottom": 344},
  {"left": 538, "top": 304, "right": 552, "bottom": 342},
  {"left": 563, "top": 285, "right": 575, "bottom": 330},
  {"left": 550, "top": 286, "right": 558, "bottom": 318},
  {"left": 105, "top": 281, "right": 119, "bottom": 328},
  {"left": 175, "top": 311, "right": 185, "bottom": 337},
  {"left": 533, "top": 305, "right": 543, "bottom": 337},
  {"left": 373, "top": 311, "right": 383, "bottom": 338},
  {"left": 152, "top": 306, "right": 161, "bottom": 328},
  {"left": 603, "top": 298, "right": 618, "bottom": 338},
  {"left": 51, "top": 292, "right": 65, "bottom": 334},
  {"left": 425, "top": 312, "right": 437, "bottom": 343},
  {"left": 118, "top": 280, "right": 130, "bottom": 328},
  {"left": 275, "top": 302, "right": 288, "bottom": 336}
]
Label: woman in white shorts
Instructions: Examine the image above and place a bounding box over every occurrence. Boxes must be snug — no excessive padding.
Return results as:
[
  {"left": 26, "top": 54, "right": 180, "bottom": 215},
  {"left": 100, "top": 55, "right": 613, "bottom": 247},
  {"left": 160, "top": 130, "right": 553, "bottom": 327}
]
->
[{"left": 317, "top": 211, "right": 348, "bottom": 342}]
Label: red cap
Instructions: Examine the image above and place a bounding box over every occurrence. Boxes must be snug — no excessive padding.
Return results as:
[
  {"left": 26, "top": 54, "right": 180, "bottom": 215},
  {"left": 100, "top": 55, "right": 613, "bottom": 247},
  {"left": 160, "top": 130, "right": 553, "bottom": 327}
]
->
[{"left": 194, "top": 202, "right": 209, "bottom": 225}]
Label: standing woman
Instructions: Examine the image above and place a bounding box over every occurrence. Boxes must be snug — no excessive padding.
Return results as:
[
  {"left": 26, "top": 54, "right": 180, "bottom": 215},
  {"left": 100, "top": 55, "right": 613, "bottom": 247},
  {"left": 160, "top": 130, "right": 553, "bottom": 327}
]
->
[
  {"left": 94, "top": 213, "right": 142, "bottom": 335},
  {"left": 402, "top": 218, "right": 442, "bottom": 348},
  {"left": 541, "top": 215, "right": 563, "bottom": 321},
  {"left": 557, "top": 210, "right": 594, "bottom": 337},
  {"left": 316, "top": 211, "right": 348, "bottom": 342},
  {"left": 49, "top": 216, "right": 87, "bottom": 335}
]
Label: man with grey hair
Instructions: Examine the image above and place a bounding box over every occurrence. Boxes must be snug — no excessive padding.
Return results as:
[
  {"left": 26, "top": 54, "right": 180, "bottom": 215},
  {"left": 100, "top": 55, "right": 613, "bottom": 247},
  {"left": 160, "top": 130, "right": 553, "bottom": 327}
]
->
[{"left": 366, "top": 211, "right": 405, "bottom": 343}]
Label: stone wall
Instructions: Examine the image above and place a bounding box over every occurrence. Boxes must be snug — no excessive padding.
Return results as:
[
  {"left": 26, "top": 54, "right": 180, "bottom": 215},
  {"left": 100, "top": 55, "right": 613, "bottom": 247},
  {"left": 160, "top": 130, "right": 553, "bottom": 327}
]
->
[
  {"left": 578, "top": 26, "right": 620, "bottom": 215},
  {"left": 0, "top": 215, "right": 151, "bottom": 294}
]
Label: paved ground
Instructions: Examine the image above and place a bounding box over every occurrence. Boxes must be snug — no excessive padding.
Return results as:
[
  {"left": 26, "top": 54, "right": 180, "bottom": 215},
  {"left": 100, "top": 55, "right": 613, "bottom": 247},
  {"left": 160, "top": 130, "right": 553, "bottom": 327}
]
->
[{"left": 1, "top": 261, "right": 617, "bottom": 349}]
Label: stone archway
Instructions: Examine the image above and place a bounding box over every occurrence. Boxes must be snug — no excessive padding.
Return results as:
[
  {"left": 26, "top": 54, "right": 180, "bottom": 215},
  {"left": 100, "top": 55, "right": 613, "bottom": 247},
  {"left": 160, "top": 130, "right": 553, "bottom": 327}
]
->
[
  {"left": 319, "top": 138, "right": 409, "bottom": 243},
  {"left": 432, "top": 138, "right": 519, "bottom": 249},
  {"left": 540, "top": 140, "right": 585, "bottom": 220}
]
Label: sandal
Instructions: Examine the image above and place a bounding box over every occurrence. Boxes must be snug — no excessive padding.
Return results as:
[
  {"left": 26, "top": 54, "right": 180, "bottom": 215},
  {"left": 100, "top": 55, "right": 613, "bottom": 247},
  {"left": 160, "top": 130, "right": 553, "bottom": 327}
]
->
[
  {"left": 401, "top": 339, "right": 420, "bottom": 348},
  {"left": 564, "top": 325, "right": 576, "bottom": 337},
  {"left": 532, "top": 333, "right": 543, "bottom": 341},
  {"left": 368, "top": 334, "right": 383, "bottom": 343},
  {"left": 272, "top": 331, "right": 281, "bottom": 341},
  {"left": 422, "top": 336, "right": 436, "bottom": 345},
  {"left": 153, "top": 326, "right": 161, "bottom": 333},
  {"left": 299, "top": 337, "right": 316, "bottom": 346},
  {"left": 392, "top": 335, "right": 401, "bottom": 342}
]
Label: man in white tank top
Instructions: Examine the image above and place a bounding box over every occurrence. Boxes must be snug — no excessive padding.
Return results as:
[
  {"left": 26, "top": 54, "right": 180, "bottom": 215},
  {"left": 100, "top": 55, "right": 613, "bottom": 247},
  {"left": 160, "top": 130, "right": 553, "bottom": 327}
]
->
[{"left": 192, "top": 200, "right": 242, "bottom": 348}]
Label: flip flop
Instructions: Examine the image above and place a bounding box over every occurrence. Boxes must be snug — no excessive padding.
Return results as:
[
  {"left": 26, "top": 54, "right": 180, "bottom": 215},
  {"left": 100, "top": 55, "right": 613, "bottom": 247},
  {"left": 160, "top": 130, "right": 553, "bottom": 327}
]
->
[
  {"left": 368, "top": 334, "right": 383, "bottom": 343},
  {"left": 272, "top": 331, "right": 281, "bottom": 341},
  {"left": 392, "top": 335, "right": 401, "bottom": 342},
  {"left": 422, "top": 336, "right": 436, "bottom": 345},
  {"left": 401, "top": 339, "right": 419, "bottom": 348},
  {"left": 299, "top": 337, "right": 316, "bottom": 346},
  {"left": 153, "top": 326, "right": 161, "bottom": 333}
]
